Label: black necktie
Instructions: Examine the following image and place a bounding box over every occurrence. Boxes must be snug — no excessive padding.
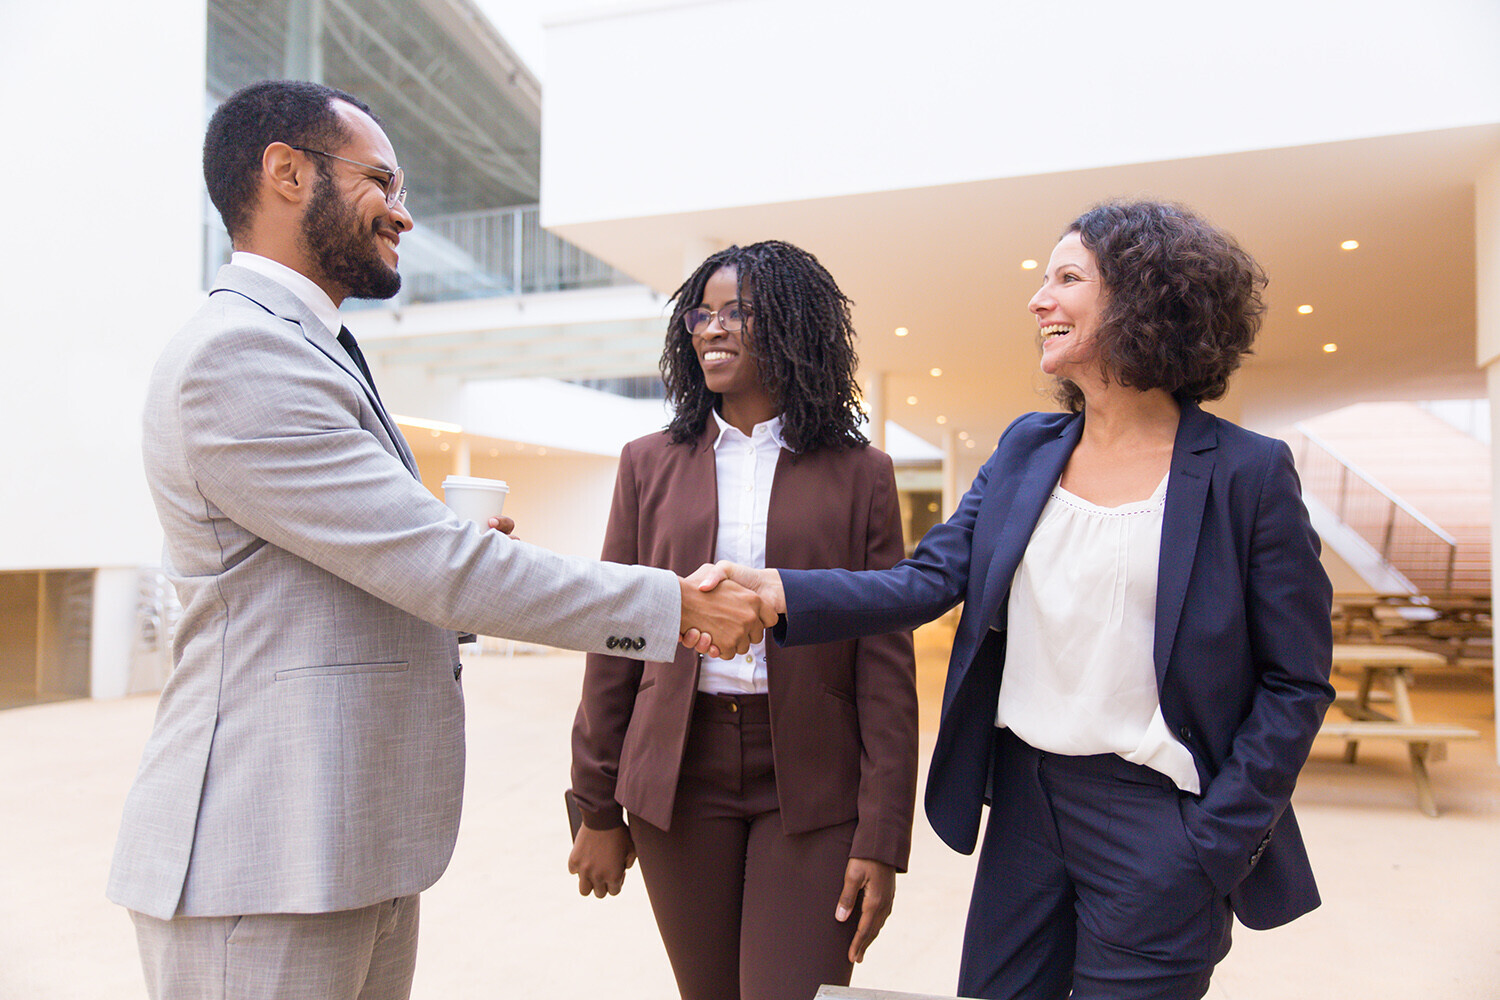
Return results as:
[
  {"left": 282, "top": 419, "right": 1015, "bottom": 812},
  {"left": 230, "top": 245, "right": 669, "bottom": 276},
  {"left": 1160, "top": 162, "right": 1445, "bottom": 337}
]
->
[{"left": 337, "top": 326, "right": 382, "bottom": 403}]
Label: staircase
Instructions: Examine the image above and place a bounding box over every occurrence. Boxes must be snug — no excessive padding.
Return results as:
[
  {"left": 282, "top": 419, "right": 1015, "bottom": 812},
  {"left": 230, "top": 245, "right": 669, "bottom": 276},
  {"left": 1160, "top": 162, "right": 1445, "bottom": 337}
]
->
[{"left": 1285, "top": 402, "right": 1490, "bottom": 597}]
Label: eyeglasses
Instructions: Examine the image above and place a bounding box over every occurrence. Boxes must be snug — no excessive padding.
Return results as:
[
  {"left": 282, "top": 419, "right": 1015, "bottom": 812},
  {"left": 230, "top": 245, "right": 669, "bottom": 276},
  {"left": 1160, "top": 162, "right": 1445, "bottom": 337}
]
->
[
  {"left": 683, "top": 302, "right": 752, "bottom": 335},
  {"left": 290, "top": 146, "right": 407, "bottom": 207}
]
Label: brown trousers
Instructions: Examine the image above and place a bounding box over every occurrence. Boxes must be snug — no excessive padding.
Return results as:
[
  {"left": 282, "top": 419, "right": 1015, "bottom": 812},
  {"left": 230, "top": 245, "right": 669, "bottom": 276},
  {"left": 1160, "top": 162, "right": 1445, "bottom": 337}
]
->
[{"left": 630, "top": 693, "right": 857, "bottom": 1000}]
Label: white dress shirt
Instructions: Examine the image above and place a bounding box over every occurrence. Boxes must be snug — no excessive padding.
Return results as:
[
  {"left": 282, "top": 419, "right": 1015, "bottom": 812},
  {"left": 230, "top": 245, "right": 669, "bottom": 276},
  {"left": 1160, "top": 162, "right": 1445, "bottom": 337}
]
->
[
  {"left": 997, "top": 475, "right": 1201, "bottom": 793},
  {"left": 698, "top": 410, "right": 786, "bottom": 693},
  {"left": 231, "top": 252, "right": 342, "bottom": 337}
]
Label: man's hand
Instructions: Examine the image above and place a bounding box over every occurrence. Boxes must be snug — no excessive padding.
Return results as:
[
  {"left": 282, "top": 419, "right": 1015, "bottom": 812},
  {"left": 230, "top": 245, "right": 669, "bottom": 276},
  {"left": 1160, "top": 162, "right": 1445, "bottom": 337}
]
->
[
  {"left": 568, "top": 825, "right": 636, "bottom": 898},
  {"left": 678, "top": 567, "right": 772, "bottom": 659},
  {"left": 836, "top": 857, "right": 897, "bottom": 963},
  {"left": 704, "top": 562, "right": 787, "bottom": 615},
  {"left": 485, "top": 515, "right": 517, "bottom": 538}
]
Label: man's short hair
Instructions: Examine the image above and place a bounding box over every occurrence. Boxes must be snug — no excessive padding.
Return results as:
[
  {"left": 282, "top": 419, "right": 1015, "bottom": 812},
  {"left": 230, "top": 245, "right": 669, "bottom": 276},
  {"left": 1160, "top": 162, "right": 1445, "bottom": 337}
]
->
[{"left": 204, "top": 80, "right": 374, "bottom": 241}]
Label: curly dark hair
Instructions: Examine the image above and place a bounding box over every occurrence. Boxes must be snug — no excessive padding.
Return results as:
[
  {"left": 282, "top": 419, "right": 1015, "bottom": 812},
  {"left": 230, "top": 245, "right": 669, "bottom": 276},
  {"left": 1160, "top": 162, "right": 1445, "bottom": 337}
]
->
[
  {"left": 1053, "top": 200, "right": 1268, "bottom": 412},
  {"left": 204, "top": 80, "right": 374, "bottom": 242},
  {"left": 661, "top": 240, "right": 868, "bottom": 453}
]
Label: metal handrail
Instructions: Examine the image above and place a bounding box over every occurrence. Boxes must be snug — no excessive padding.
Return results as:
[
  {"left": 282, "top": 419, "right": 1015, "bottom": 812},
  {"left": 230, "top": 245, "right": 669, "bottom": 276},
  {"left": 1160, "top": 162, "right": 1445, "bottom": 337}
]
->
[
  {"left": 1293, "top": 423, "right": 1459, "bottom": 594},
  {"left": 203, "top": 202, "right": 632, "bottom": 305}
]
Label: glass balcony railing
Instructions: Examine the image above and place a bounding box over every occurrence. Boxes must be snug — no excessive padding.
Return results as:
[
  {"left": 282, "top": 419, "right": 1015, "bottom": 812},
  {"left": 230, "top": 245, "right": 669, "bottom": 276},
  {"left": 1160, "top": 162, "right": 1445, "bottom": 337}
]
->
[{"left": 203, "top": 203, "right": 636, "bottom": 307}]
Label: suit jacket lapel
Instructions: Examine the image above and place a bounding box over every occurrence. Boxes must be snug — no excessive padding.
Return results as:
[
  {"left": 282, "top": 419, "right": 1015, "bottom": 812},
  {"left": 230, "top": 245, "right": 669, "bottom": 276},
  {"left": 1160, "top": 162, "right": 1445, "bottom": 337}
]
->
[
  {"left": 209, "top": 266, "right": 420, "bottom": 479},
  {"left": 686, "top": 420, "right": 721, "bottom": 564},
  {"left": 979, "top": 414, "right": 1082, "bottom": 627},
  {"left": 304, "top": 322, "right": 421, "bottom": 478},
  {"left": 1154, "top": 401, "right": 1218, "bottom": 683}
]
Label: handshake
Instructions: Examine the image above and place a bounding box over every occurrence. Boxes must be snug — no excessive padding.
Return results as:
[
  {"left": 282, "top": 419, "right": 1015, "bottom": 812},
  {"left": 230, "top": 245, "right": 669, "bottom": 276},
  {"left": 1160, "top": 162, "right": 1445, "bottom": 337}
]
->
[{"left": 676, "top": 562, "right": 788, "bottom": 659}]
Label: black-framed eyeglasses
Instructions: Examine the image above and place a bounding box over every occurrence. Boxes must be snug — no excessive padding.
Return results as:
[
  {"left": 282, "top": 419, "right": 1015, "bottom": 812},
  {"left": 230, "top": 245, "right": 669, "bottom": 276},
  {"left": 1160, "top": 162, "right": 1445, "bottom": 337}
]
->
[
  {"left": 290, "top": 146, "right": 407, "bottom": 207},
  {"left": 683, "top": 302, "right": 752, "bottom": 335}
]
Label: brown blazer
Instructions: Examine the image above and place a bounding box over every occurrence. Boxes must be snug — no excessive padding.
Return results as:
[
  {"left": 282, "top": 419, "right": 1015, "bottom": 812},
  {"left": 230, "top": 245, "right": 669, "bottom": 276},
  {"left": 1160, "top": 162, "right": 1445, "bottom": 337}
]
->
[{"left": 571, "top": 422, "right": 918, "bottom": 870}]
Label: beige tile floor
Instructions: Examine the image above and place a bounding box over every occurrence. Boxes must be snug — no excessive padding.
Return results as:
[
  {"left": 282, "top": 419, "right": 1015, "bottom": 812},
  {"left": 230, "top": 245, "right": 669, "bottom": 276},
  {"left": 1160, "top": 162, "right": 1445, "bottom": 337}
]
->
[{"left": 3, "top": 629, "right": 1498, "bottom": 999}]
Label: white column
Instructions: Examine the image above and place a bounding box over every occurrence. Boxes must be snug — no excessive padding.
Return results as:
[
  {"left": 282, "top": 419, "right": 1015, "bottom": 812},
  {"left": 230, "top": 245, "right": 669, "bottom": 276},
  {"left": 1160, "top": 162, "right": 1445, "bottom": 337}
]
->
[
  {"left": 90, "top": 568, "right": 141, "bottom": 699},
  {"left": 864, "top": 371, "right": 887, "bottom": 451},
  {"left": 454, "top": 436, "right": 473, "bottom": 477},
  {"left": 942, "top": 428, "right": 959, "bottom": 518},
  {"left": 284, "top": 0, "right": 325, "bottom": 81},
  {"left": 1475, "top": 153, "right": 1500, "bottom": 760}
]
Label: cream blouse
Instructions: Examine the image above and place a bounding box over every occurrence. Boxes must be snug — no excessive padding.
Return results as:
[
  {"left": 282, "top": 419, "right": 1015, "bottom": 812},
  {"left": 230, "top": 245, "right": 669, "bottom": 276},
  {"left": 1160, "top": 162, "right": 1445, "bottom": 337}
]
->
[{"left": 996, "top": 474, "right": 1200, "bottom": 793}]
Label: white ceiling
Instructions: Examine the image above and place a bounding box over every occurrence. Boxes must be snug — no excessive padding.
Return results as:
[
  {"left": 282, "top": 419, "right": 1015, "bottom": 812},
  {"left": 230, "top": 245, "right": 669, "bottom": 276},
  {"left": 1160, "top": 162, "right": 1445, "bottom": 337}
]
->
[{"left": 547, "top": 124, "right": 1500, "bottom": 447}]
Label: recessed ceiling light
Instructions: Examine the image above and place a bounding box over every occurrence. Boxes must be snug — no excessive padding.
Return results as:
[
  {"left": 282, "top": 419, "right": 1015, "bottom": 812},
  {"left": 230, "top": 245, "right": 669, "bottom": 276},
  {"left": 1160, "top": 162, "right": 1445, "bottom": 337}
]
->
[
  {"left": 438, "top": 442, "right": 450, "bottom": 452},
  {"left": 906, "top": 395, "right": 918, "bottom": 405},
  {"left": 936, "top": 415, "right": 948, "bottom": 425},
  {"left": 1021, "top": 259, "right": 1039, "bottom": 270},
  {"left": 930, "top": 367, "right": 943, "bottom": 377},
  {"left": 894, "top": 326, "right": 909, "bottom": 337},
  {"left": 1323, "top": 343, "right": 1338, "bottom": 353},
  {"left": 537, "top": 448, "right": 548, "bottom": 456},
  {"left": 489, "top": 448, "right": 499, "bottom": 457},
  {"left": 958, "top": 431, "right": 969, "bottom": 440},
  {"left": 965, "top": 439, "right": 976, "bottom": 448},
  {"left": 1341, "top": 240, "right": 1359, "bottom": 251},
  {"left": 430, "top": 430, "right": 442, "bottom": 437},
  {"left": 1297, "top": 305, "right": 1314, "bottom": 315}
]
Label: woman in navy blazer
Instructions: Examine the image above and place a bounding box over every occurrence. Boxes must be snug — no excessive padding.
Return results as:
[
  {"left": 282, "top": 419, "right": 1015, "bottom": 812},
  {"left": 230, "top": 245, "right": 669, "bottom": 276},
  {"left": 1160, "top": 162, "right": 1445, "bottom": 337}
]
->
[{"left": 697, "top": 202, "right": 1335, "bottom": 999}]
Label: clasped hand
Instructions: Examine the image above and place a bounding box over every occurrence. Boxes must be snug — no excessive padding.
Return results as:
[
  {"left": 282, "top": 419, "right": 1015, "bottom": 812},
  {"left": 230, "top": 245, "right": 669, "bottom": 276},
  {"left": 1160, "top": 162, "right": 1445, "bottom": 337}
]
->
[{"left": 678, "top": 562, "right": 787, "bottom": 658}]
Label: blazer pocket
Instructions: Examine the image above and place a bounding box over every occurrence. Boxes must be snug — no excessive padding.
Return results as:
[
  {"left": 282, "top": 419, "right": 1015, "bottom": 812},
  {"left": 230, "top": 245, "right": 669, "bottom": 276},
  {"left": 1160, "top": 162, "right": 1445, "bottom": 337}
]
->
[
  {"left": 821, "top": 683, "right": 857, "bottom": 708},
  {"left": 273, "top": 661, "right": 409, "bottom": 681}
]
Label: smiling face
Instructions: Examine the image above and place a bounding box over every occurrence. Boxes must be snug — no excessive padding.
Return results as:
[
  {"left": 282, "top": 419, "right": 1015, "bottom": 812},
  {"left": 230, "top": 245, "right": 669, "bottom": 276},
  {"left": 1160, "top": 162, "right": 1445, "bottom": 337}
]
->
[
  {"left": 691, "top": 266, "right": 776, "bottom": 425},
  {"left": 298, "top": 101, "right": 413, "bottom": 302},
  {"left": 1029, "top": 231, "right": 1106, "bottom": 380}
]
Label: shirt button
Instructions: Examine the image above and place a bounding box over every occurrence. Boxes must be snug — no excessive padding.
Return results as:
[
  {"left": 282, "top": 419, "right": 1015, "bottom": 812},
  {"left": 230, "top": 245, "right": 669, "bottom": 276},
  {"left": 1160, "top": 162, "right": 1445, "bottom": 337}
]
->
[{"left": 744, "top": 654, "right": 753, "bottom": 664}]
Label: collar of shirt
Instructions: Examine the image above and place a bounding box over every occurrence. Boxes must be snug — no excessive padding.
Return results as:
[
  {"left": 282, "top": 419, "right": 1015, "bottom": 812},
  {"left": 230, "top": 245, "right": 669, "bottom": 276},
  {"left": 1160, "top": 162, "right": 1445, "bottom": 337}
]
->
[
  {"left": 230, "top": 252, "right": 342, "bottom": 339},
  {"left": 709, "top": 409, "right": 789, "bottom": 452}
]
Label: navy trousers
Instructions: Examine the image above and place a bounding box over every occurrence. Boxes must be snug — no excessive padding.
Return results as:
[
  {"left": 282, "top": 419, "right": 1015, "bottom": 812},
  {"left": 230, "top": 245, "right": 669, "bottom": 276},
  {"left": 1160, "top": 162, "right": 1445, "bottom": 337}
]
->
[{"left": 958, "top": 727, "right": 1232, "bottom": 1000}]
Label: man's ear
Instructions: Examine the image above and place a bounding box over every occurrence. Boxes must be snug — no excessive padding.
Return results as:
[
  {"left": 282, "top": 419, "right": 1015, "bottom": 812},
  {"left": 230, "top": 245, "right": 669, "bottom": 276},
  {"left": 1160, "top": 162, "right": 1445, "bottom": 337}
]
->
[{"left": 260, "top": 142, "right": 312, "bottom": 207}]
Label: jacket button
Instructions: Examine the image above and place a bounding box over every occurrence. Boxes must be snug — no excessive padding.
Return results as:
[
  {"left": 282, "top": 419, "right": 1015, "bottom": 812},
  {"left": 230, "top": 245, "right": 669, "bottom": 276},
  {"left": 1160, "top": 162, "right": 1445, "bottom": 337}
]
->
[
  {"left": 606, "top": 636, "right": 619, "bottom": 649},
  {"left": 1180, "top": 726, "right": 1192, "bottom": 741},
  {"left": 633, "top": 637, "right": 647, "bottom": 650},
  {"left": 453, "top": 664, "right": 463, "bottom": 681}
]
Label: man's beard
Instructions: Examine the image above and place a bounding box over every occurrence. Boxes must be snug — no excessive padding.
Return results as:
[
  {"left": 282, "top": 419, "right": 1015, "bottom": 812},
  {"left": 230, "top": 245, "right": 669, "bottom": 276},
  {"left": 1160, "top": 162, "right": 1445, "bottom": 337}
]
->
[{"left": 300, "top": 177, "right": 402, "bottom": 301}]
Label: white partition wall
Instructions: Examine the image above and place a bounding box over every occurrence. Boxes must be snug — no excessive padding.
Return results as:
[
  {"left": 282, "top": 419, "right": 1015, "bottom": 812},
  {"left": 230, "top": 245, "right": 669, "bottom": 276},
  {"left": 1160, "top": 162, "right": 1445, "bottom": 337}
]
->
[
  {"left": 1, "top": 0, "right": 207, "bottom": 695},
  {"left": 543, "top": 0, "right": 1500, "bottom": 229}
]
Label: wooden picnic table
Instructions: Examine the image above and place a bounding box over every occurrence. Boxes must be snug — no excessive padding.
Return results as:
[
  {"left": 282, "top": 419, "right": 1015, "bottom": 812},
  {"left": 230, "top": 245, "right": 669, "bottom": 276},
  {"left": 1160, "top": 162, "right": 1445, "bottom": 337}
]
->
[{"left": 1317, "top": 643, "right": 1480, "bottom": 816}]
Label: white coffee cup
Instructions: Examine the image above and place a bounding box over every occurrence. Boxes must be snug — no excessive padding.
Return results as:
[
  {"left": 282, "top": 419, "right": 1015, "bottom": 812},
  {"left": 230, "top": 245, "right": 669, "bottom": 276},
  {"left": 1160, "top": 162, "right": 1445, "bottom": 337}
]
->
[{"left": 442, "top": 475, "right": 510, "bottom": 525}]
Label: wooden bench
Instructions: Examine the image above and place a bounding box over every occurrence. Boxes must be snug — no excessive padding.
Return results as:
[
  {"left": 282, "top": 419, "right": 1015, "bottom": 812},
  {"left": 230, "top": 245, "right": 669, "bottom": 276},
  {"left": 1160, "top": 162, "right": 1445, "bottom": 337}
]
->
[{"left": 1319, "top": 644, "right": 1482, "bottom": 816}]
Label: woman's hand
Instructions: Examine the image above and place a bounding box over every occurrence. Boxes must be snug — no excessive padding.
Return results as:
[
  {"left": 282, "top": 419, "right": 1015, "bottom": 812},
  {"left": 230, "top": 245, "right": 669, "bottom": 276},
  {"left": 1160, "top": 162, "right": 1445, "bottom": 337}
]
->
[
  {"left": 837, "top": 857, "right": 897, "bottom": 963},
  {"left": 568, "top": 824, "right": 636, "bottom": 898}
]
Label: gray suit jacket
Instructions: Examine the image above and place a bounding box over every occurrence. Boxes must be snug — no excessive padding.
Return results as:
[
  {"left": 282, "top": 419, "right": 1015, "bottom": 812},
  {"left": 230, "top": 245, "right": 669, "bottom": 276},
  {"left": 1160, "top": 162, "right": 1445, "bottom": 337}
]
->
[{"left": 108, "top": 264, "right": 680, "bottom": 920}]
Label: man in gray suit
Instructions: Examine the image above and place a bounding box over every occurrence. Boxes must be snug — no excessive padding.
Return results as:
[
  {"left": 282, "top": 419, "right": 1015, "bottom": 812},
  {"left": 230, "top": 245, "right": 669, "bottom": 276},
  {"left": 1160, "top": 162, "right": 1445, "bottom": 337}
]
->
[{"left": 108, "top": 80, "right": 768, "bottom": 999}]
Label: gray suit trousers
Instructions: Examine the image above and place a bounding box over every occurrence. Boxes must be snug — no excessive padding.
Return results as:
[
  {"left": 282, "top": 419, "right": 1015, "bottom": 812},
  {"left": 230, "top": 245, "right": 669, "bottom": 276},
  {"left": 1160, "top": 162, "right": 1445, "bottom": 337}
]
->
[{"left": 131, "top": 896, "right": 420, "bottom": 1000}]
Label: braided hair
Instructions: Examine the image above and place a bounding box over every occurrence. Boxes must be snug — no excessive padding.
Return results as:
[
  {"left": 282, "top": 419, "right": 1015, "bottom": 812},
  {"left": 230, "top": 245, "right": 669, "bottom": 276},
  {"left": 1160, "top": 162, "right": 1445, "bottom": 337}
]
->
[{"left": 661, "top": 240, "right": 868, "bottom": 453}]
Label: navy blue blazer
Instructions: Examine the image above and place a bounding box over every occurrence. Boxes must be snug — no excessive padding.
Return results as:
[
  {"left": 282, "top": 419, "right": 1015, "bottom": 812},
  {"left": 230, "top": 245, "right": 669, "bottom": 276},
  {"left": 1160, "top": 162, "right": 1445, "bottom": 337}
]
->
[{"left": 777, "top": 401, "right": 1334, "bottom": 930}]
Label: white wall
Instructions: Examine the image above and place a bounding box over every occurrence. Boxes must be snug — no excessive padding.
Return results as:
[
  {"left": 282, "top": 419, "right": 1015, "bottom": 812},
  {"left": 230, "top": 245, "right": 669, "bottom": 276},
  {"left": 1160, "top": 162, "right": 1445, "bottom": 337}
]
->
[
  {"left": 542, "top": 0, "right": 1500, "bottom": 227},
  {"left": 0, "top": 0, "right": 206, "bottom": 571},
  {"left": 466, "top": 451, "right": 621, "bottom": 560}
]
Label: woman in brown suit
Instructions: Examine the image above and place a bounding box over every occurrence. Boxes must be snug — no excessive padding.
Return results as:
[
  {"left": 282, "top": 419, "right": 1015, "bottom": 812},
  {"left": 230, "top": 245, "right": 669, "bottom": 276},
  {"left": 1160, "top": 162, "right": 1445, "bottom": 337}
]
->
[{"left": 568, "top": 240, "right": 918, "bottom": 1000}]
